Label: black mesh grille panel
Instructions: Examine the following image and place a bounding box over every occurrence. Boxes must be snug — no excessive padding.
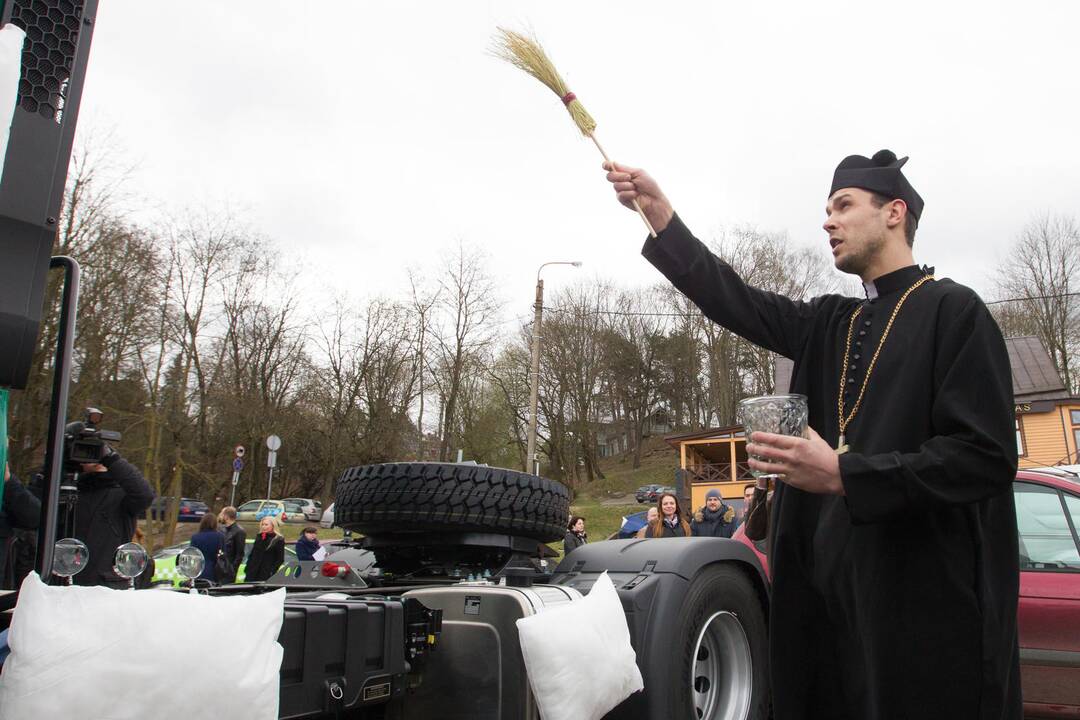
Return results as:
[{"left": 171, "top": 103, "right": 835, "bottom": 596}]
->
[{"left": 9, "top": 0, "right": 85, "bottom": 124}]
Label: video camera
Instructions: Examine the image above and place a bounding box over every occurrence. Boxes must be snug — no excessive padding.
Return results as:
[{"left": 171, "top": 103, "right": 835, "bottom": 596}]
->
[{"left": 63, "top": 408, "right": 122, "bottom": 472}]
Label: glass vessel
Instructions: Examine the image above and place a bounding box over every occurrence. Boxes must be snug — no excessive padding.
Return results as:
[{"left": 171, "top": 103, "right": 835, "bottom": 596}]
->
[
  {"left": 176, "top": 546, "right": 205, "bottom": 582},
  {"left": 737, "top": 394, "right": 809, "bottom": 480},
  {"left": 114, "top": 542, "right": 149, "bottom": 589},
  {"left": 52, "top": 538, "right": 89, "bottom": 582}
]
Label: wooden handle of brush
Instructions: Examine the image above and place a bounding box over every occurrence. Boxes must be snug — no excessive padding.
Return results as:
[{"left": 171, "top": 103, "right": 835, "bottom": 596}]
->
[{"left": 590, "top": 134, "right": 658, "bottom": 238}]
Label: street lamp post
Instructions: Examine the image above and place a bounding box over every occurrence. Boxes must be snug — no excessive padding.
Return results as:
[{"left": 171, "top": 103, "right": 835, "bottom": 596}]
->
[{"left": 526, "top": 261, "right": 582, "bottom": 475}]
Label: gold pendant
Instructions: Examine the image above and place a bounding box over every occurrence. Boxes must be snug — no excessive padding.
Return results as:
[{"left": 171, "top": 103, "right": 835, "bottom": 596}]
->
[{"left": 836, "top": 433, "right": 849, "bottom": 455}]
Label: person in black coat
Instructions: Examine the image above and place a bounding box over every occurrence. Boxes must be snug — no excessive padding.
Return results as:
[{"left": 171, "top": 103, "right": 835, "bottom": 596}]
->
[
  {"left": 563, "top": 516, "right": 587, "bottom": 556},
  {"left": 295, "top": 526, "right": 321, "bottom": 561},
  {"left": 218, "top": 506, "right": 246, "bottom": 583},
  {"left": 245, "top": 515, "right": 285, "bottom": 582},
  {"left": 189, "top": 512, "right": 224, "bottom": 583},
  {"left": 0, "top": 464, "right": 41, "bottom": 589},
  {"left": 70, "top": 451, "right": 155, "bottom": 589},
  {"left": 690, "top": 488, "right": 737, "bottom": 538},
  {"left": 605, "top": 153, "right": 1022, "bottom": 719}
]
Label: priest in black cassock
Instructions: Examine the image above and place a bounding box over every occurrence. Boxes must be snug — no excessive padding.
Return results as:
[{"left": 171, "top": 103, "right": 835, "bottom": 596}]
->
[{"left": 604, "top": 151, "right": 1020, "bottom": 720}]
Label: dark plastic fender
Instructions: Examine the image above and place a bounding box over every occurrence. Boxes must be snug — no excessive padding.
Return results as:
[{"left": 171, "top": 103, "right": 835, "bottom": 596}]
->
[
  {"left": 550, "top": 537, "right": 770, "bottom": 720},
  {"left": 553, "top": 536, "right": 768, "bottom": 593}
]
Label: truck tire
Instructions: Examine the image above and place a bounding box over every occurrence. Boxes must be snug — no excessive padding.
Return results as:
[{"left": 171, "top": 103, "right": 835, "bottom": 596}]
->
[
  {"left": 668, "top": 563, "right": 769, "bottom": 720},
  {"left": 335, "top": 462, "right": 571, "bottom": 542}
]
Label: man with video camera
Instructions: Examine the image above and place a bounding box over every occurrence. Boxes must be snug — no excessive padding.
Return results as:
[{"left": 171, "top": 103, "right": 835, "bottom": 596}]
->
[{"left": 62, "top": 409, "right": 155, "bottom": 588}]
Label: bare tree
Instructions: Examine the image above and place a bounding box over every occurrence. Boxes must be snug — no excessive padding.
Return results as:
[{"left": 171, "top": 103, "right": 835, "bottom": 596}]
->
[
  {"left": 430, "top": 241, "right": 499, "bottom": 461},
  {"left": 993, "top": 214, "right": 1080, "bottom": 393},
  {"left": 408, "top": 270, "right": 439, "bottom": 459}
]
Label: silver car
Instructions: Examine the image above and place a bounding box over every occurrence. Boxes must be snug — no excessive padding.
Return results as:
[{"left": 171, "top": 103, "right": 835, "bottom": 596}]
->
[
  {"left": 283, "top": 497, "right": 321, "bottom": 522},
  {"left": 319, "top": 502, "right": 335, "bottom": 529}
]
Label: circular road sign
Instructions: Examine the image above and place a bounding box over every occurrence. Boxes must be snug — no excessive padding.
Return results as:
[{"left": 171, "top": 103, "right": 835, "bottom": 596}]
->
[
  {"left": 266, "top": 434, "right": 282, "bottom": 451},
  {"left": 235, "top": 445, "right": 245, "bottom": 458}
]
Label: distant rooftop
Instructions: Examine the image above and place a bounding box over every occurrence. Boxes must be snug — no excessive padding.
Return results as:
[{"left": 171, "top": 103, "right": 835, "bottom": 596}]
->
[{"left": 1007, "top": 336, "right": 1068, "bottom": 401}]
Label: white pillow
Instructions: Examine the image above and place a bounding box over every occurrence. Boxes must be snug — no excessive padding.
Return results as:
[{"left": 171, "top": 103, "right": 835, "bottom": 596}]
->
[
  {"left": 0, "top": 573, "right": 285, "bottom": 720},
  {"left": 517, "top": 572, "right": 643, "bottom": 720}
]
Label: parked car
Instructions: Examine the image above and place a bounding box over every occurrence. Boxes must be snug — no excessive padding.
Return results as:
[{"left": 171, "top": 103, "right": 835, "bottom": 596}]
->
[
  {"left": 635, "top": 484, "right": 664, "bottom": 503},
  {"left": 282, "top": 497, "right": 321, "bottom": 522},
  {"left": 1012, "top": 468, "right": 1080, "bottom": 717},
  {"left": 151, "top": 539, "right": 298, "bottom": 586},
  {"left": 234, "top": 499, "right": 305, "bottom": 524},
  {"left": 148, "top": 496, "right": 209, "bottom": 523},
  {"left": 732, "top": 468, "right": 1080, "bottom": 717},
  {"left": 319, "top": 502, "right": 335, "bottom": 529},
  {"left": 635, "top": 484, "right": 678, "bottom": 504}
]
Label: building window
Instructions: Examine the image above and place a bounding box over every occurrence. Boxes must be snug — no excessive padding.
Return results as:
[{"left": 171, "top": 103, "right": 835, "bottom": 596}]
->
[
  {"left": 1015, "top": 417, "right": 1025, "bottom": 457},
  {"left": 1072, "top": 409, "right": 1080, "bottom": 463}
]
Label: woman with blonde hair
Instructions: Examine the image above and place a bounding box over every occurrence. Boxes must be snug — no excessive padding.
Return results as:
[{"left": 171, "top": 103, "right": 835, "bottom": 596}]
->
[
  {"left": 643, "top": 492, "right": 691, "bottom": 538},
  {"left": 244, "top": 514, "right": 285, "bottom": 582}
]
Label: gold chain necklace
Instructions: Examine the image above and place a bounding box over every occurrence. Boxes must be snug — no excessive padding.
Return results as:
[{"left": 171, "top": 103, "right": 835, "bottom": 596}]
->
[{"left": 836, "top": 274, "right": 935, "bottom": 454}]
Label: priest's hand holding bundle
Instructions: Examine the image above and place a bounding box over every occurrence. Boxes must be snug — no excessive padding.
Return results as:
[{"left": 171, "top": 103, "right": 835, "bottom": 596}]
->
[
  {"left": 603, "top": 161, "right": 674, "bottom": 233},
  {"left": 746, "top": 428, "right": 844, "bottom": 495}
]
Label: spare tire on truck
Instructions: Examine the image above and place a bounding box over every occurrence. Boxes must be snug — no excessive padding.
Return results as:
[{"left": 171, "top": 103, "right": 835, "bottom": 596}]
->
[{"left": 335, "top": 463, "right": 570, "bottom": 543}]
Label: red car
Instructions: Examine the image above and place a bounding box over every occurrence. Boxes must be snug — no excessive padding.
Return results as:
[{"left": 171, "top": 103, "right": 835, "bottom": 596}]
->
[{"left": 733, "top": 468, "right": 1080, "bottom": 718}]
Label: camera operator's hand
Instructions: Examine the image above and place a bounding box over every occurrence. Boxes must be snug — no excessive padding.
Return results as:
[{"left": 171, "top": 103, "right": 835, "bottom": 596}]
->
[
  {"left": 100, "top": 444, "right": 120, "bottom": 468},
  {"left": 80, "top": 463, "right": 108, "bottom": 474}
]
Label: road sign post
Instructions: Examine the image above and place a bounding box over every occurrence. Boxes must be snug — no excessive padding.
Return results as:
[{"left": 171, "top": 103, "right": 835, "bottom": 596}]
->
[
  {"left": 230, "top": 455, "right": 244, "bottom": 506},
  {"left": 265, "top": 435, "right": 281, "bottom": 499}
]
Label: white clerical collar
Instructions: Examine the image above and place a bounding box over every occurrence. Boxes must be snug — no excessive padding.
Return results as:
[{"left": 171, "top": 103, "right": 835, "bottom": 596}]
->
[{"left": 862, "top": 280, "right": 879, "bottom": 301}]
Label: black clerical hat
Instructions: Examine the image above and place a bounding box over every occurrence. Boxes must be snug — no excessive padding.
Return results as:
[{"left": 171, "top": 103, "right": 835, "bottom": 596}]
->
[{"left": 830, "top": 149, "right": 924, "bottom": 222}]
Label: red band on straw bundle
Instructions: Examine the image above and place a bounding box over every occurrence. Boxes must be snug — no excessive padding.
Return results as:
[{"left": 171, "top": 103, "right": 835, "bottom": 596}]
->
[{"left": 561, "top": 92, "right": 576, "bottom": 106}]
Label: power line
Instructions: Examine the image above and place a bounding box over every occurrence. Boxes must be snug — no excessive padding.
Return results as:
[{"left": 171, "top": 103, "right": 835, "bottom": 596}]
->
[
  {"left": 985, "top": 292, "right": 1080, "bottom": 306},
  {"left": 493, "top": 290, "right": 1080, "bottom": 326},
  {"left": 543, "top": 305, "right": 698, "bottom": 319}
]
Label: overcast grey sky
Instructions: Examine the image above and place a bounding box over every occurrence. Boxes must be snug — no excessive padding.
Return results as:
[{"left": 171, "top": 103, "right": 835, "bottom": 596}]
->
[{"left": 76, "top": 1, "right": 1080, "bottom": 319}]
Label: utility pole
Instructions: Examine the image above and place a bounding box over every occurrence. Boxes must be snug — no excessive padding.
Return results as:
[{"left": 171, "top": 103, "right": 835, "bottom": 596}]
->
[
  {"left": 525, "top": 261, "right": 582, "bottom": 475},
  {"left": 525, "top": 278, "right": 544, "bottom": 475}
]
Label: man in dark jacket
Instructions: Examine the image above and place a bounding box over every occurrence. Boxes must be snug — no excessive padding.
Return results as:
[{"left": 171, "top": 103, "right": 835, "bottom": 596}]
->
[
  {"left": 70, "top": 449, "right": 155, "bottom": 588},
  {"left": 690, "top": 488, "right": 736, "bottom": 538},
  {"left": 218, "top": 506, "right": 246, "bottom": 583},
  {"left": 1, "top": 464, "right": 41, "bottom": 589}
]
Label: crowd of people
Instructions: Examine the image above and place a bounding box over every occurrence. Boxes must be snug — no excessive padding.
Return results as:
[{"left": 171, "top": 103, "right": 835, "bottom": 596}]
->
[
  {"left": 563, "top": 485, "right": 763, "bottom": 555},
  {"left": 189, "top": 509, "right": 313, "bottom": 585},
  {"left": 0, "top": 434, "right": 326, "bottom": 588}
]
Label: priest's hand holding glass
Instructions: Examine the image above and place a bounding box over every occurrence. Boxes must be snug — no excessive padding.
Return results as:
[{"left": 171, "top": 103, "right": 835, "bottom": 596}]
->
[{"left": 745, "top": 428, "right": 844, "bottom": 496}]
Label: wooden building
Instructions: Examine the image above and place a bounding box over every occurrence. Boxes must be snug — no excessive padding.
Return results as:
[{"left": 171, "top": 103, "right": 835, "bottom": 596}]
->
[
  {"left": 1007, "top": 336, "right": 1080, "bottom": 469},
  {"left": 665, "top": 425, "right": 754, "bottom": 510},
  {"left": 666, "top": 336, "right": 1079, "bottom": 510}
]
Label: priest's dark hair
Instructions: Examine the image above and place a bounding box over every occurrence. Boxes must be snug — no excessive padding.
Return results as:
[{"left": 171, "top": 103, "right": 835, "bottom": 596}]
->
[{"left": 869, "top": 192, "right": 918, "bottom": 247}]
